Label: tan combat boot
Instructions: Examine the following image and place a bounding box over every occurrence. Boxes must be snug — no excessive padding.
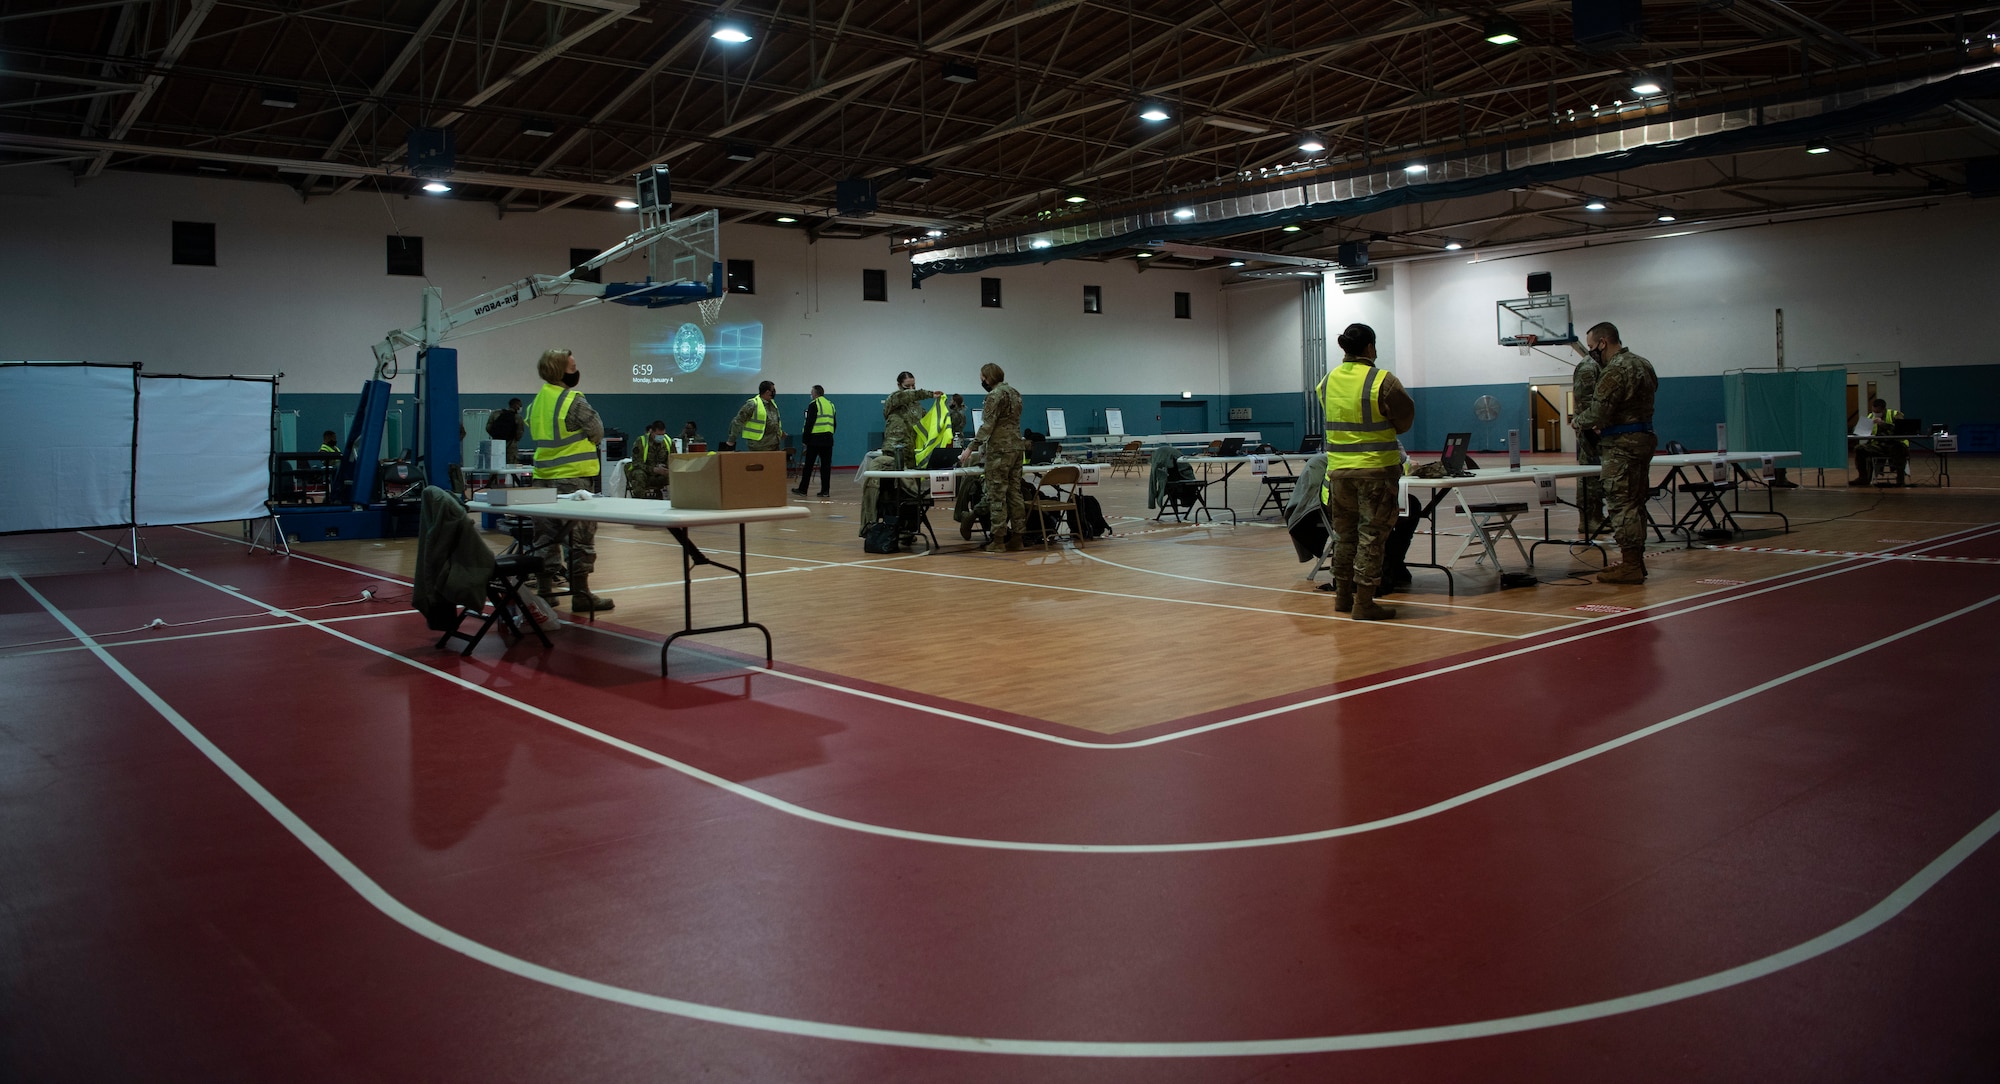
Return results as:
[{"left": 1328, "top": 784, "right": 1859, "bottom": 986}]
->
[
  {"left": 536, "top": 571, "right": 559, "bottom": 601},
  {"left": 1596, "top": 550, "right": 1648, "bottom": 584},
  {"left": 1004, "top": 535, "right": 1024, "bottom": 552},
  {"left": 1333, "top": 579, "right": 1355, "bottom": 614},
  {"left": 983, "top": 530, "right": 1011, "bottom": 553},
  {"left": 1352, "top": 588, "right": 1400, "bottom": 620},
  {"left": 569, "top": 573, "right": 616, "bottom": 612}
]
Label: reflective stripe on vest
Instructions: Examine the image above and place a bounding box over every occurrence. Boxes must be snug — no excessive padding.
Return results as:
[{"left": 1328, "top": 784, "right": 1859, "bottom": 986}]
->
[
  {"left": 911, "top": 397, "right": 952, "bottom": 468},
  {"left": 1319, "top": 362, "right": 1401, "bottom": 469},
  {"left": 740, "top": 397, "right": 768, "bottom": 442},
  {"left": 528, "top": 384, "right": 598, "bottom": 479},
  {"left": 810, "top": 396, "right": 835, "bottom": 435}
]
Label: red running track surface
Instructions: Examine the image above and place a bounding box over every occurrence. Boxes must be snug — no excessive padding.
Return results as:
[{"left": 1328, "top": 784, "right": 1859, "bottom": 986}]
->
[{"left": 3, "top": 525, "right": 1998, "bottom": 1080}]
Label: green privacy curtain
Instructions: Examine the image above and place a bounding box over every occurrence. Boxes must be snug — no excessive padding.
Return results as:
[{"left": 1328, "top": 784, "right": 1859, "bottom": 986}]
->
[{"left": 1724, "top": 369, "right": 1847, "bottom": 469}]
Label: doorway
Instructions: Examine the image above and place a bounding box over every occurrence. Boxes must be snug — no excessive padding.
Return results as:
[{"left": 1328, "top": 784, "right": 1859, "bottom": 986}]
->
[
  {"left": 1159, "top": 399, "right": 1208, "bottom": 433},
  {"left": 1529, "top": 385, "right": 1563, "bottom": 453}
]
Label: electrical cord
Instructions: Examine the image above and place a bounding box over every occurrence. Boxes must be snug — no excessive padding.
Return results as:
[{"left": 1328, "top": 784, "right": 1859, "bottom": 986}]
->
[{"left": 0, "top": 589, "right": 396, "bottom": 654}]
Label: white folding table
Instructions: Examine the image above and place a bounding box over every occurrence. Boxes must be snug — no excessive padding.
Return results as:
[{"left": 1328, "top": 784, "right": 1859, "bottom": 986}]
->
[{"left": 466, "top": 496, "right": 809, "bottom": 673}]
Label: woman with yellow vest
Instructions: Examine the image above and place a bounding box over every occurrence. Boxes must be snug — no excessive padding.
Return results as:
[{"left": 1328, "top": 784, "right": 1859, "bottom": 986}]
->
[
  {"left": 1319, "top": 323, "right": 1415, "bottom": 620},
  {"left": 527, "top": 348, "right": 615, "bottom": 613},
  {"left": 726, "top": 380, "right": 784, "bottom": 451},
  {"left": 794, "top": 384, "right": 836, "bottom": 497}
]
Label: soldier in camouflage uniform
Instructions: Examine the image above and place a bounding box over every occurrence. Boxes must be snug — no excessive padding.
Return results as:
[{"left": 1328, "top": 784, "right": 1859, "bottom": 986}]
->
[
  {"left": 1571, "top": 321, "right": 1659, "bottom": 584},
  {"left": 881, "top": 371, "right": 943, "bottom": 468},
  {"left": 965, "top": 362, "right": 1026, "bottom": 552},
  {"left": 526, "top": 348, "right": 614, "bottom": 612},
  {"left": 1318, "top": 323, "right": 1415, "bottom": 619},
  {"left": 726, "top": 380, "right": 783, "bottom": 451},
  {"left": 625, "top": 419, "right": 672, "bottom": 499},
  {"left": 1569, "top": 342, "right": 1606, "bottom": 537},
  {"left": 947, "top": 393, "right": 967, "bottom": 445}
]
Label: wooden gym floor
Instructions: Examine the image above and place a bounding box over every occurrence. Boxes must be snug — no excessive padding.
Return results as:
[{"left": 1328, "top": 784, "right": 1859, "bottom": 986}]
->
[{"left": 3, "top": 453, "right": 1997, "bottom": 1080}]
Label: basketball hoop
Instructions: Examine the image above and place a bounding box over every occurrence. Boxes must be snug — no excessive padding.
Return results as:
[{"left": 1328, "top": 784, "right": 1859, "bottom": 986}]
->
[
  {"left": 697, "top": 293, "right": 727, "bottom": 326},
  {"left": 1518, "top": 333, "right": 1537, "bottom": 357}
]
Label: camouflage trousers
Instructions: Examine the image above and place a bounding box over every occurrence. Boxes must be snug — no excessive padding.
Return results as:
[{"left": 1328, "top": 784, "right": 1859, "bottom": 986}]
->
[
  {"left": 1326, "top": 472, "right": 1400, "bottom": 587},
  {"left": 531, "top": 476, "right": 598, "bottom": 577},
  {"left": 1575, "top": 430, "right": 1605, "bottom": 536},
  {"left": 1599, "top": 432, "right": 1656, "bottom": 553},
  {"left": 982, "top": 454, "right": 1027, "bottom": 537}
]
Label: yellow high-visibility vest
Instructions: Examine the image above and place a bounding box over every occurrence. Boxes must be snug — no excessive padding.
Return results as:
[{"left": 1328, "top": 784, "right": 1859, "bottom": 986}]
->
[
  {"left": 911, "top": 396, "right": 952, "bottom": 467},
  {"left": 1319, "top": 361, "right": 1401, "bottom": 471},
  {"left": 810, "top": 396, "right": 836, "bottom": 435},
  {"left": 739, "top": 396, "right": 769, "bottom": 442},
  {"left": 528, "top": 384, "right": 599, "bottom": 479}
]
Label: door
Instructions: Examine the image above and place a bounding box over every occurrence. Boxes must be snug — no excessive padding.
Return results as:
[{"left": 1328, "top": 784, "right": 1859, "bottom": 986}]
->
[
  {"left": 1159, "top": 400, "right": 1207, "bottom": 433},
  {"left": 1529, "top": 387, "right": 1562, "bottom": 453}
]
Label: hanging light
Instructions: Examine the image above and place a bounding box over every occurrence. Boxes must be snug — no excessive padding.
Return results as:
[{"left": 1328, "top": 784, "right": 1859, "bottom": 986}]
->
[
  {"left": 422, "top": 181, "right": 451, "bottom": 194},
  {"left": 1173, "top": 208, "right": 1195, "bottom": 220},
  {"left": 1584, "top": 200, "right": 1608, "bottom": 211},
  {"left": 1298, "top": 133, "right": 1327, "bottom": 153},
  {"left": 778, "top": 216, "right": 800, "bottom": 224},
  {"left": 1444, "top": 240, "right": 1464, "bottom": 251},
  {"left": 925, "top": 228, "right": 944, "bottom": 237},
  {"left": 1062, "top": 191, "right": 1089, "bottom": 204},
  {"left": 1282, "top": 224, "right": 1303, "bottom": 232},
  {"left": 1138, "top": 103, "right": 1171, "bottom": 122},
  {"left": 1404, "top": 163, "right": 1429, "bottom": 174},
  {"left": 711, "top": 18, "right": 752, "bottom": 43},
  {"left": 1656, "top": 211, "right": 1677, "bottom": 222},
  {"left": 1630, "top": 76, "right": 1664, "bottom": 96},
  {"left": 1484, "top": 18, "right": 1523, "bottom": 45},
  {"left": 613, "top": 197, "right": 638, "bottom": 209},
  {"left": 1030, "top": 239, "right": 1053, "bottom": 249}
]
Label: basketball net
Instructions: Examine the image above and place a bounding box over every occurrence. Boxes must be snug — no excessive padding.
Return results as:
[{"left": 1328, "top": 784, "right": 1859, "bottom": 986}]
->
[
  {"left": 697, "top": 293, "right": 727, "bottom": 326},
  {"left": 1518, "top": 333, "right": 1536, "bottom": 357}
]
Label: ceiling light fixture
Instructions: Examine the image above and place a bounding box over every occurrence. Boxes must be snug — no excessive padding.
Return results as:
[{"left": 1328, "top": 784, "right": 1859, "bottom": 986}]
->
[
  {"left": 1444, "top": 240, "right": 1464, "bottom": 251},
  {"left": 613, "top": 197, "right": 638, "bottom": 209},
  {"left": 1030, "top": 239, "right": 1053, "bottom": 250},
  {"left": 1585, "top": 200, "right": 1608, "bottom": 211},
  {"left": 941, "top": 60, "right": 979, "bottom": 84},
  {"left": 1138, "top": 103, "right": 1171, "bottom": 122},
  {"left": 1484, "top": 18, "right": 1523, "bottom": 45},
  {"left": 724, "top": 143, "right": 757, "bottom": 162},
  {"left": 711, "top": 19, "right": 752, "bottom": 44},
  {"left": 1806, "top": 145, "right": 1832, "bottom": 154},
  {"left": 1062, "top": 191, "right": 1089, "bottom": 204},
  {"left": 1228, "top": 260, "right": 1246, "bottom": 267},
  {"left": 1630, "top": 76, "right": 1664, "bottom": 96},
  {"left": 422, "top": 181, "right": 452, "bottom": 194},
  {"left": 1656, "top": 212, "right": 1677, "bottom": 222},
  {"left": 1173, "top": 208, "right": 1195, "bottom": 220},
  {"left": 261, "top": 87, "right": 297, "bottom": 108},
  {"left": 925, "top": 228, "right": 944, "bottom": 238},
  {"left": 1135, "top": 251, "right": 1153, "bottom": 258},
  {"left": 520, "top": 118, "right": 558, "bottom": 138},
  {"left": 1282, "top": 224, "right": 1303, "bottom": 232},
  {"left": 1404, "top": 163, "right": 1429, "bottom": 174},
  {"left": 1298, "top": 133, "right": 1327, "bottom": 153},
  {"left": 777, "top": 216, "right": 799, "bottom": 224},
  {"left": 903, "top": 166, "right": 935, "bottom": 184}
]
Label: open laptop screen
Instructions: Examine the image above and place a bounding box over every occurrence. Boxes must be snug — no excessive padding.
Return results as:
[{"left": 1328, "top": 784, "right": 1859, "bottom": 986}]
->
[{"left": 1440, "top": 432, "right": 1472, "bottom": 474}]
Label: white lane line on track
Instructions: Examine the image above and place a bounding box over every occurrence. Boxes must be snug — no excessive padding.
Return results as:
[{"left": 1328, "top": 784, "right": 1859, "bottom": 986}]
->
[
  {"left": 159, "top": 521, "right": 2000, "bottom": 752},
  {"left": 1071, "top": 548, "right": 1590, "bottom": 620},
  {"left": 67, "top": 547, "right": 2000, "bottom": 853},
  {"left": 16, "top": 568, "right": 2000, "bottom": 1057}
]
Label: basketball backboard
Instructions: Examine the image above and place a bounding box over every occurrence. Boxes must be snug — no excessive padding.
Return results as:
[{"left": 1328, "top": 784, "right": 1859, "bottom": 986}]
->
[{"left": 1497, "top": 294, "right": 1575, "bottom": 346}]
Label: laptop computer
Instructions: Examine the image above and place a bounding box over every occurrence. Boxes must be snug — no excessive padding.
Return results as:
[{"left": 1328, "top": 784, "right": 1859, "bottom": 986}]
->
[
  {"left": 1298, "top": 434, "right": 1324, "bottom": 454},
  {"left": 1027, "top": 440, "right": 1060, "bottom": 465},
  {"left": 1891, "top": 416, "right": 1925, "bottom": 436},
  {"left": 1439, "top": 432, "right": 1474, "bottom": 476},
  {"left": 1215, "top": 436, "right": 1246, "bottom": 457}
]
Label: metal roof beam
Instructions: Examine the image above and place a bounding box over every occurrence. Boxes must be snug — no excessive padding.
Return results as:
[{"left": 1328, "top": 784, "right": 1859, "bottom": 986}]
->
[{"left": 84, "top": 0, "right": 218, "bottom": 178}]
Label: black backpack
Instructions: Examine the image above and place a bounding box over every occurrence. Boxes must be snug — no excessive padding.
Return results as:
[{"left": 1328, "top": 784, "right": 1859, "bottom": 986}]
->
[
  {"left": 1077, "top": 493, "right": 1113, "bottom": 539},
  {"left": 485, "top": 410, "right": 519, "bottom": 440},
  {"left": 862, "top": 517, "right": 901, "bottom": 553}
]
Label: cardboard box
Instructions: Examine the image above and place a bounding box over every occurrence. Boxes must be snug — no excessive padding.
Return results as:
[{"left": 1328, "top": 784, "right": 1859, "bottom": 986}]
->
[{"left": 669, "top": 452, "right": 789, "bottom": 509}]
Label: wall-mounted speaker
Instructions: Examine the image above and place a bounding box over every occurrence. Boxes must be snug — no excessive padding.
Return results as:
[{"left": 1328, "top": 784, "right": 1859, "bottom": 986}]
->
[{"left": 1337, "top": 241, "right": 1369, "bottom": 269}]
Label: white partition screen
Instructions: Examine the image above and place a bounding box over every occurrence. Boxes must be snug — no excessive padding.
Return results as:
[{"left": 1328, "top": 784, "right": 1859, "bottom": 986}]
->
[
  {"left": 0, "top": 362, "right": 137, "bottom": 533},
  {"left": 136, "top": 375, "right": 275, "bottom": 526}
]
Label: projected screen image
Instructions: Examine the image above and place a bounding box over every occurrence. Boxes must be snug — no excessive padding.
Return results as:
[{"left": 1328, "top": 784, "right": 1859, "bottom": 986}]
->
[{"left": 631, "top": 312, "right": 765, "bottom": 392}]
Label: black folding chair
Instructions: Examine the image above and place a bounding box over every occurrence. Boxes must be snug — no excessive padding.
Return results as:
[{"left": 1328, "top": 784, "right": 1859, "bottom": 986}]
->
[{"left": 436, "top": 551, "right": 555, "bottom": 656}]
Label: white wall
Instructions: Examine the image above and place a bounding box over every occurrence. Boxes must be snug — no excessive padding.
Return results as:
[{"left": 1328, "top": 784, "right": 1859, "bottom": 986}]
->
[
  {"left": 1382, "top": 198, "right": 2000, "bottom": 388},
  {"left": 0, "top": 168, "right": 1242, "bottom": 400},
  {"left": 1221, "top": 279, "right": 1304, "bottom": 393}
]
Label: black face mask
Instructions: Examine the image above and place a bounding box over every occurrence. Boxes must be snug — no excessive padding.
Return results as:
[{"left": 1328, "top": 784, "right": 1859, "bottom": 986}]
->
[
  {"left": 980, "top": 379, "right": 992, "bottom": 392},
  {"left": 1587, "top": 346, "right": 1605, "bottom": 362},
  {"left": 562, "top": 369, "right": 581, "bottom": 387}
]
